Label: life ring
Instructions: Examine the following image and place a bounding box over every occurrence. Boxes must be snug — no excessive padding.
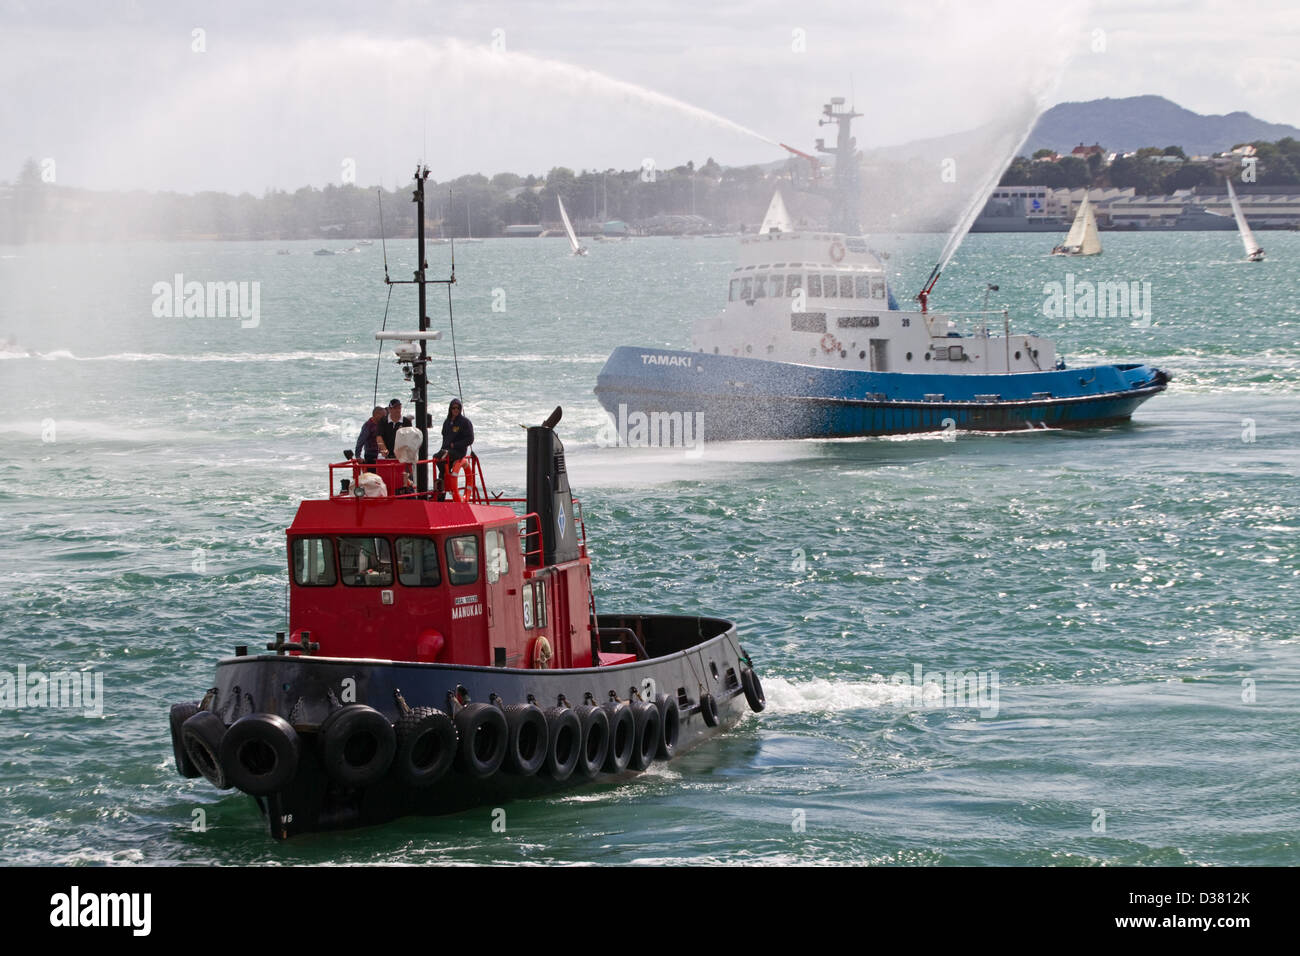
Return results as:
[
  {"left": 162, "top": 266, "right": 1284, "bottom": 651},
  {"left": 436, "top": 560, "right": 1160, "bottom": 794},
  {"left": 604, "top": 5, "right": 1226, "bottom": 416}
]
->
[
  {"left": 542, "top": 706, "right": 581, "bottom": 780},
  {"left": 698, "top": 692, "right": 720, "bottom": 728},
  {"left": 532, "top": 635, "right": 553, "bottom": 669},
  {"left": 820, "top": 333, "right": 839, "bottom": 354},
  {"left": 181, "top": 710, "right": 231, "bottom": 789},
  {"left": 220, "top": 712, "right": 300, "bottom": 796},
  {"left": 318, "top": 704, "right": 396, "bottom": 787},
  {"left": 829, "top": 239, "right": 846, "bottom": 262},
  {"left": 393, "top": 706, "right": 457, "bottom": 787},
  {"left": 655, "top": 693, "right": 680, "bottom": 759},
  {"left": 503, "top": 703, "right": 548, "bottom": 776},
  {"left": 628, "top": 699, "right": 662, "bottom": 771},
  {"left": 741, "top": 667, "right": 766, "bottom": 713},
  {"left": 453, "top": 702, "right": 508, "bottom": 778},
  {"left": 601, "top": 700, "right": 635, "bottom": 773},
  {"left": 574, "top": 704, "right": 610, "bottom": 777}
]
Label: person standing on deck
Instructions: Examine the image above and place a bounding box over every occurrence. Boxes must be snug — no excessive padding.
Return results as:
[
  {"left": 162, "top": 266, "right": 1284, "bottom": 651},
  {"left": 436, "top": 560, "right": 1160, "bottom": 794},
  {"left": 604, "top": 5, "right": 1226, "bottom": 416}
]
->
[
  {"left": 434, "top": 398, "right": 474, "bottom": 500},
  {"left": 355, "top": 405, "right": 388, "bottom": 464},
  {"left": 379, "top": 399, "right": 404, "bottom": 458}
]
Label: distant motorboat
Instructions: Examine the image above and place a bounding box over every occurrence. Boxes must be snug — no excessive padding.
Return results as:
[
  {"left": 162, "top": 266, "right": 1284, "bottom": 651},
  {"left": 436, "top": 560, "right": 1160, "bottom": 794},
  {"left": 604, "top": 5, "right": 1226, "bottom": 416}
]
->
[
  {"left": 356, "top": 239, "right": 374, "bottom": 246},
  {"left": 1226, "top": 178, "right": 1265, "bottom": 262},
  {"left": 313, "top": 248, "right": 336, "bottom": 256},
  {"left": 1051, "top": 194, "right": 1102, "bottom": 256},
  {"left": 557, "top": 195, "right": 587, "bottom": 256},
  {"left": 276, "top": 249, "right": 291, "bottom": 255}
]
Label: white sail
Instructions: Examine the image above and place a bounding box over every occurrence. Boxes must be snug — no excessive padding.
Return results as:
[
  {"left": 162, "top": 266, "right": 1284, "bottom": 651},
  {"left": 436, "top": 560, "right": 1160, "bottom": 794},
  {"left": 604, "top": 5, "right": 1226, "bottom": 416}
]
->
[
  {"left": 1078, "top": 197, "right": 1102, "bottom": 255},
  {"left": 1057, "top": 194, "right": 1101, "bottom": 256},
  {"left": 1226, "top": 179, "right": 1264, "bottom": 260},
  {"left": 759, "top": 190, "right": 792, "bottom": 234},
  {"left": 557, "top": 195, "right": 585, "bottom": 255}
]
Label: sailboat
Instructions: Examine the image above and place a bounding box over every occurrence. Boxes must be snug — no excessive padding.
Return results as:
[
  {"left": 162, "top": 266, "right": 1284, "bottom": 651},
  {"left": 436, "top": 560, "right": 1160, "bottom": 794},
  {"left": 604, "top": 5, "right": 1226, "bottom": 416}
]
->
[
  {"left": 759, "top": 190, "right": 792, "bottom": 234},
  {"left": 557, "top": 195, "right": 587, "bottom": 256},
  {"left": 460, "top": 200, "right": 484, "bottom": 244},
  {"left": 1226, "top": 178, "right": 1264, "bottom": 262},
  {"left": 1051, "top": 193, "right": 1101, "bottom": 256}
]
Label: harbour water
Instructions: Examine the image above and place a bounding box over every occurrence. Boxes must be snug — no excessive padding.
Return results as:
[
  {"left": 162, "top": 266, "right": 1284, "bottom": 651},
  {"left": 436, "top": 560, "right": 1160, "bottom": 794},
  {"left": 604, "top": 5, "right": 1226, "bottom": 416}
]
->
[{"left": 0, "top": 232, "right": 1296, "bottom": 864}]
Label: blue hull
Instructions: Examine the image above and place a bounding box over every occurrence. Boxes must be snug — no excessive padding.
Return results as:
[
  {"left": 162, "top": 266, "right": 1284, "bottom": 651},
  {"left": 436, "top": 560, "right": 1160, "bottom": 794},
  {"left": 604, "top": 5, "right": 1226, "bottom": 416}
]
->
[{"left": 594, "top": 347, "right": 1170, "bottom": 441}]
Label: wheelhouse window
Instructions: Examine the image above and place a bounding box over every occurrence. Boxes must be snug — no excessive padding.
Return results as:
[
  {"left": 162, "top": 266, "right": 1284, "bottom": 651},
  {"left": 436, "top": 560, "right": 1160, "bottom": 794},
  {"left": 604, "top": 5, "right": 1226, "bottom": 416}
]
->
[
  {"left": 786, "top": 274, "right": 802, "bottom": 297},
  {"left": 396, "top": 537, "right": 441, "bottom": 587},
  {"left": 485, "top": 528, "right": 509, "bottom": 583},
  {"left": 339, "top": 536, "right": 393, "bottom": 586},
  {"left": 807, "top": 274, "right": 822, "bottom": 297},
  {"left": 292, "top": 537, "right": 336, "bottom": 587},
  {"left": 728, "top": 278, "right": 739, "bottom": 302},
  {"left": 522, "top": 583, "right": 535, "bottom": 629},
  {"left": 855, "top": 275, "right": 871, "bottom": 298},
  {"left": 446, "top": 535, "right": 480, "bottom": 586},
  {"left": 753, "top": 275, "right": 767, "bottom": 298},
  {"left": 839, "top": 275, "right": 854, "bottom": 298},
  {"left": 740, "top": 277, "right": 753, "bottom": 300},
  {"left": 769, "top": 275, "right": 784, "bottom": 297},
  {"left": 823, "top": 274, "right": 838, "bottom": 298},
  {"left": 871, "top": 280, "right": 886, "bottom": 300},
  {"left": 535, "top": 580, "right": 548, "bottom": 628}
]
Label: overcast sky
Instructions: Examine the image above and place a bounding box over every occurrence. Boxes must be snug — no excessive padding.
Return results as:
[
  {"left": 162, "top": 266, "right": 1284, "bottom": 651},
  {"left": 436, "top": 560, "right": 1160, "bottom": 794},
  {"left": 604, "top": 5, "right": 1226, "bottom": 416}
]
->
[{"left": 2, "top": 0, "right": 1297, "bottom": 193}]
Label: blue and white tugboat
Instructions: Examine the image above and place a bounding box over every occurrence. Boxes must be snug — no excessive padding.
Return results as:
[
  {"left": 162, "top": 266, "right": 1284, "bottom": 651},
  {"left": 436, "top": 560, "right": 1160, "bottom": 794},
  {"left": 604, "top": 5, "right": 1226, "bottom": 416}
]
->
[
  {"left": 167, "top": 167, "right": 765, "bottom": 839},
  {"left": 595, "top": 99, "right": 1170, "bottom": 441}
]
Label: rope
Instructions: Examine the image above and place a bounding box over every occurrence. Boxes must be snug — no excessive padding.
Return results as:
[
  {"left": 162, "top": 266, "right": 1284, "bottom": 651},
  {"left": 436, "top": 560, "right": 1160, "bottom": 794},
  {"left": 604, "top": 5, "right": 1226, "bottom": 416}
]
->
[{"left": 372, "top": 283, "right": 394, "bottom": 409}]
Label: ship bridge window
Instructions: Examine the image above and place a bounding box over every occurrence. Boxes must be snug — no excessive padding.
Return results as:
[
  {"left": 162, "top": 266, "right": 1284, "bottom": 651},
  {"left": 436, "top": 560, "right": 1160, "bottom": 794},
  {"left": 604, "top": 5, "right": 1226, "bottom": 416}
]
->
[
  {"left": 807, "top": 274, "right": 822, "bottom": 297},
  {"left": 292, "top": 537, "right": 337, "bottom": 587},
  {"left": 446, "top": 535, "right": 480, "bottom": 586},
  {"left": 754, "top": 275, "right": 767, "bottom": 298},
  {"left": 339, "top": 536, "right": 393, "bottom": 587},
  {"left": 839, "top": 275, "right": 854, "bottom": 298},
  {"left": 871, "top": 280, "right": 886, "bottom": 299},
  {"left": 396, "top": 537, "right": 441, "bottom": 587},
  {"left": 740, "top": 277, "right": 753, "bottom": 301},
  {"left": 728, "top": 278, "right": 739, "bottom": 302},
  {"left": 785, "top": 274, "right": 801, "bottom": 296},
  {"left": 822, "top": 274, "right": 838, "bottom": 298},
  {"left": 769, "top": 274, "right": 784, "bottom": 297},
  {"left": 855, "top": 275, "right": 871, "bottom": 298}
]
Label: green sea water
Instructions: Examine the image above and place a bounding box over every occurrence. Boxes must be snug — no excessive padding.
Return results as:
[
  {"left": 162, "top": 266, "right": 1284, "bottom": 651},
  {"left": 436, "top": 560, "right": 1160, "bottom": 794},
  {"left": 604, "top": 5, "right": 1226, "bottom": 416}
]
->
[{"left": 0, "top": 231, "right": 1297, "bottom": 864}]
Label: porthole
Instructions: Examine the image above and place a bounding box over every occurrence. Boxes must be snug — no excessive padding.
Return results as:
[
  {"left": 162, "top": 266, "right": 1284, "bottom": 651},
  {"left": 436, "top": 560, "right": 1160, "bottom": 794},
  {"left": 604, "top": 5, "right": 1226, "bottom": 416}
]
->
[
  {"left": 713, "top": 347, "right": 719, "bottom": 354},
  {"left": 1014, "top": 350, "right": 1021, "bottom": 360},
  {"left": 746, "top": 344, "right": 753, "bottom": 354},
  {"left": 906, "top": 351, "right": 913, "bottom": 361},
  {"left": 859, "top": 350, "right": 866, "bottom": 359},
  {"left": 840, "top": 350, "right": 847, "bottom": 358},
  {"left": 924, "top": 353, "right": 931, "bottom": 361}
]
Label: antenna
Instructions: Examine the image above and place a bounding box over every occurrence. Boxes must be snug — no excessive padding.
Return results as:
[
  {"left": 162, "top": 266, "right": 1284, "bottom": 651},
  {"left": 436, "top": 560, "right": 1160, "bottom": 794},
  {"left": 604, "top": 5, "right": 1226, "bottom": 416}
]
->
[{"left": 376, "top": 188, "right": 390, "bottom": 282}]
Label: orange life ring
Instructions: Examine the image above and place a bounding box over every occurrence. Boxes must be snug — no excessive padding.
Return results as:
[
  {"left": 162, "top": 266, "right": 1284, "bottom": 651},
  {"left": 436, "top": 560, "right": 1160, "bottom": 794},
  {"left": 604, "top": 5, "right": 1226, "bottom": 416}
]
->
[
  {"left": 829, "top": 240, "right": 846, "bottom": 262},
  {"left": 532, "top": 635, "right": 553, "bottom": 669},
  {"left": 819, "top": 333, "right": 838, "bottom": 353}
]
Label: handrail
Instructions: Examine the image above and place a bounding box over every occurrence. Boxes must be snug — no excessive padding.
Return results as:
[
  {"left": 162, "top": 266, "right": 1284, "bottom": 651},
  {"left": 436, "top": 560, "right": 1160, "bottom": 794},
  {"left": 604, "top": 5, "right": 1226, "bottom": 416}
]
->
[
  {"left": 518, "top": 512, "right": 545, "bottom": 567},
  {"left": 328, "top": 452, "right": 490, "bottom": 503}
]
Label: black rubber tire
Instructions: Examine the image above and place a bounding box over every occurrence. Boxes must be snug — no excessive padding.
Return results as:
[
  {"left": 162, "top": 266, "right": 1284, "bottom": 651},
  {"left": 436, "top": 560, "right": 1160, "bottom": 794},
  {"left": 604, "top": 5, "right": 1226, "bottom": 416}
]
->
[
  {"left": 628, "top": 700, "right": 662, "bottom": 771},
  {"left": 542, "top": 707, "right": 581, "bottom": 781},
  {"left": 503, "top": 704, "right": 548, "bottom": 776},
  {"left": 699, "top": 692, "right": 720, "bottom": 728},
  {"left": 454, "top": 703, "right": 508, "bottom": 778},
  {"left": 317, "top": 704, "right": 396, "bottom": 788},
  {"left": 655, "top": 694, "right": 680, "bottom": 760},
  {"left": 601, "top": 700, "right": 635, "bottom": 773},
  {"left": 220, "top": 713, "right": 300, "bottom": 796},
  {"left": 573, "top": 704, "right": 609, "bottom": 778},
  {"left": 181, "top": 710, "right": 230, "bottom": 790},
  {"left": 393, "top": 707, "right": 457, "bottom": 788},
  {"left": 741, "top": 666, "right": 766, "bottom": 713},
  {"left": 170, "top": 701, "right": 200, "bottom": 778}
]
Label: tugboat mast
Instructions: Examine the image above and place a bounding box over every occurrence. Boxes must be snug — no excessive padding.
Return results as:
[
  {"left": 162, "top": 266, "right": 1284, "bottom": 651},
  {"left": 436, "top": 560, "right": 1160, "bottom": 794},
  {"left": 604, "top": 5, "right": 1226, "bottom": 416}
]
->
[
  {"left": 413, "top": 166, "right": 431, "bottom": 492},
  {"left": 815, "top": 97, "right": 862, "bottom": 235}
]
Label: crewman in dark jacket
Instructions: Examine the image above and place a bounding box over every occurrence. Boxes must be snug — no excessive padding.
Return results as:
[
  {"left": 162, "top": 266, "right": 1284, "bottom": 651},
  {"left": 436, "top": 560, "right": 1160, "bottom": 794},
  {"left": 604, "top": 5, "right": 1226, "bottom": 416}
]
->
[{"left": 434, "top": 399, "right": 474, "bottom": 500}]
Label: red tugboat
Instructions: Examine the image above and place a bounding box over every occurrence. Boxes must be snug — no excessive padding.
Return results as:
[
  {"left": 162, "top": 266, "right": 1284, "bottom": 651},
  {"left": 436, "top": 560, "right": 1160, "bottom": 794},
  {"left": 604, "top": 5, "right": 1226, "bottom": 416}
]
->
[{"left": 168, "top": 167, "right": 765, "bottom": 839}]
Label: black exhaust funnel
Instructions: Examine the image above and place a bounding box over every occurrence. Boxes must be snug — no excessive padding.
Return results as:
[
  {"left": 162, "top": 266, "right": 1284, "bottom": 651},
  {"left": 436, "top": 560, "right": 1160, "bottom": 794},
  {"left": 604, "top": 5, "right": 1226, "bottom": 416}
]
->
[{"left": 525, "top": 407, "right": 580, "bottom": 567}]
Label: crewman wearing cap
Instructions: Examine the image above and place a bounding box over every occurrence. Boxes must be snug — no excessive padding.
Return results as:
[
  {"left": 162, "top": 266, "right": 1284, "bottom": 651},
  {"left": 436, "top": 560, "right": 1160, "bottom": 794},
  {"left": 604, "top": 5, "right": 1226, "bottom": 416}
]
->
[
  {"left": 434, "top": 398, "right": 474, "bottom": 501},
  {"left": 379, "top": 399, "right": 404, "bottom": 460}
]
